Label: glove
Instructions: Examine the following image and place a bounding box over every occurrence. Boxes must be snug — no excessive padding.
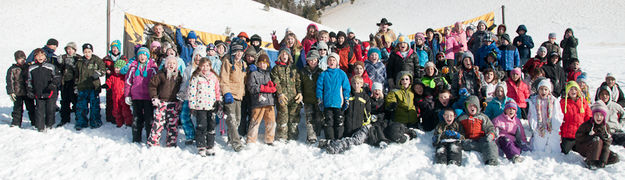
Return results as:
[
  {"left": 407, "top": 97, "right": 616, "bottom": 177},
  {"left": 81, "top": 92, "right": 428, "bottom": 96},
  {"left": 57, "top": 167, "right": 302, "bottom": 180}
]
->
[
  {"left": 486, "top": 133, "right": 495, "bottom": 142},
  {"left": 342, "top": 99, "right": 349, "bottom": 112},
  {"left": 294, "top": 93, "right": 303, "bottom": 104},
  {"left": 444, "top": 130, "right": 461, "bottom": 139},
  {"left": 224, "top": 93, "right": 234, "bottom": 104},
  {"left": 260, "top": 83, "right": 277, "bottom": 93},
  {"left": 213, "top": 100, "right": 223, "bottom": 110},
  {"left": 27, "top": 92, "right": 35, "bottom": 99},
  {"left": 317, "top": 99, "right": 324, "bottom": 111},
  {"left": 152, "top": 98, "right": 161, "bottom": 106},
  {"left": 248, "top": 64, "right": 258, "bottom": 72},
  {"left": 125, "top": 97, "right": 133, "bottom": 106},
  {"left": 9, "top": 93, "right": 16, "bottom": 102},
  {"left": 278, "top": 94, "right": 288, "bottom": 105}
]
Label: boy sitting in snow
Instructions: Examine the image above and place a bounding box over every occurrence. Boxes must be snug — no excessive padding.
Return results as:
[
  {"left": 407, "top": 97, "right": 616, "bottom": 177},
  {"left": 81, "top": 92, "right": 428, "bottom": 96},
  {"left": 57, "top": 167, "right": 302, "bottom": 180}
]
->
[
  {"left": 459, "top": 95, "right": 500, "bottom": 165},
  {"left": 344, "top": 76, "right": 372, "bottom": 137},
  {"left": 433, "top": 108, "right": 465, "bottom": 166}
]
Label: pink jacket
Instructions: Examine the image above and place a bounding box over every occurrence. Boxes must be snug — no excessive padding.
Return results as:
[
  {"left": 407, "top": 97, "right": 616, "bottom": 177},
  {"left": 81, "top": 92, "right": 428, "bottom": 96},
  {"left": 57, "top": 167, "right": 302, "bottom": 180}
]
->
[
  {"left": 492, "top": 113, "right": 527, "bottom": 143},
  {"left": 124, "top": 60, "right": 158, "bottom": 100},
  {"left": 506, "top": 79, "right": 530, "bottom": 108},
  {"left": 443, "top": 35, "right": 462, "bottom": 60},
  {"left": 451, "top": 31, "right": 468, "bottom": 52}
]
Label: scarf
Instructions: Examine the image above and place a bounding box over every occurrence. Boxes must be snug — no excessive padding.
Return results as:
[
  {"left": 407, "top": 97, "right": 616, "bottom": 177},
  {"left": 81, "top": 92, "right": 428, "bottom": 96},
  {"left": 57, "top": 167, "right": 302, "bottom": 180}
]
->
[
  {"left": 536, "top": 95, "right": 554, "bottom": 137},
  {"left": 134, "top": 60, "right": 150, "bottom": 77},
  {"left": 108, "top": 52, "right": 121, "bottom": 62}
]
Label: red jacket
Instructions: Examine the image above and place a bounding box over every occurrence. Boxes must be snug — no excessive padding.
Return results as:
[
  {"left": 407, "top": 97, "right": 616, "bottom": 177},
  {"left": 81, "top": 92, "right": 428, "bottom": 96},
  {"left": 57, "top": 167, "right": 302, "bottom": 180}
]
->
[
  {"left": 559, "top": 97, "right": 592, "bottom": 139},
  {"left": 522, "top": 57, "right": 546, "bottom": 74},
  {"left": 301, "top": 37, "right": 317, "bottom": 55},
  {"left": 506, "top": 79, "right": 530, "bottom": 108},
  {"left": 566, "top": 68, "right": 581, "bottom": 82},
  {"left": 349, "top": 71, "right": 373, "bottom": 91},
  {"left": 338, "top": 45, "right": 357, "bottom": 72}
]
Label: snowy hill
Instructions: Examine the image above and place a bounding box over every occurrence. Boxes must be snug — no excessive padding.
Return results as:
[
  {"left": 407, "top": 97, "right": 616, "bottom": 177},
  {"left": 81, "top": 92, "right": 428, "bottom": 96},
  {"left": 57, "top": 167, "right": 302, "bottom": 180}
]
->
[{"left": 1, "top": 0, "right": 625, "bottom": 179}]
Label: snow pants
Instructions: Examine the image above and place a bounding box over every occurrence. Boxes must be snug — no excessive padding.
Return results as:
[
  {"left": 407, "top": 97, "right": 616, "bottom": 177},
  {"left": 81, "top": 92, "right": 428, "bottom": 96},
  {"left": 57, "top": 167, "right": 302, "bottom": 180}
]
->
[
  {"left": 575, "top": 139, "right": 619, "bottom": 165},
  {"left": 11, "top": 95, "right": 36, "bottom": 127},
  {"left": 323, "top": 108, "right": 344, "bottom": 140},
  {"left": 180, "top": 100, "right": 195, "bottom": 141},
  {"left": 304, "top": 105, "right": 323, "bottom": 142},
  {"left": 247, "top": 106, "right": 276, "bottom": 144},
  {"left": 435, "top": 141, "right": 463, "bottom": 165},
  {"left": 195, "top": 110, "right": 216, "bottom": 149},
  {"left": 132, "top": 100, "right": 154, "bottom": 143},
  {"left": 497, "top": 136, "right": 521, "bottom": 159},
  {"left": 60, "top": 80, "right": 76, "bottom": 124},
  {"left": 561, "top": 137, "right": 576, "bottom": 154},
  {"left": 225, "top": 100, "right": 243, "bottom": 147},
  {"left": 276, "top": 101, "right": 301, "bottom": 140},
  {"left": 240, "top": 94, "right": 251, "bottom": 137},
  {"left": 76, "top": 90, "right": 102, "bottom": 129},
  {"left": 35, "top": 97, "right": 56, "bottom": 131},
  {"left": 147, "top": 102, "right": 180, "bottom": 147},
  {"left": 325, "top": 125, "right": 369, "bottom": 154},
  {"left": 463, "top": 137, "right": 499, "bottom": 165}
]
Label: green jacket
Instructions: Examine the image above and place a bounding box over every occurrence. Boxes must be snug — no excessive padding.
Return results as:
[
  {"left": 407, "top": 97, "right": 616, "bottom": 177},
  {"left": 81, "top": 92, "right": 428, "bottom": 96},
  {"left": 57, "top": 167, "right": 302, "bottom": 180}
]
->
[
  {"left": 271, "top": 63, "right": 301, "bottom": 99},
  {"left": 299, "top": 66, "right": 322, "bottom": 104},
  {"left": 74, "top": 55, "right": 105, "bottom": 90},
  {"left": 386, "top": 71, "right": 418, "bottom": 124}
]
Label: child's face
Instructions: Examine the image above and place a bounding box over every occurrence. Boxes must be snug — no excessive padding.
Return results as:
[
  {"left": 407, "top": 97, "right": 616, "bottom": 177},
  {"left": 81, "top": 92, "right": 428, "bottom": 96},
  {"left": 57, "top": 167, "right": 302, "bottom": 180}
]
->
[
  {"left": 443, "top": 111, "right": 455, "bottom": 125},
  {"left": 217, "top": 46, "right": 225, "bottom": 54},
  {"left": 425, "top": 66, "right": 435, "bottom": 76},
  {"left": 511, "top": 73, "right": 520, "bottom": 81},
  {"left": 369, "top": 52, "right": 379, "bottom": 62},
  {"left": 114, "top": 67, "right": 121, "bottom": 74},
  {"left": 495, "top": 87, "right": 505, "bottom": 99},
  {"left": 246, "top": 55, "right": 256, "bottom": 64},
  {"left": 167, "top": 49, "right": 176, "bottom": 56},
  {"left": 485, "top": 72, "right": 494, "bottom": 82},
  {"left": 600, "top": 90, "right": 610, "bottom": 103},
  {"left": 352, "top": 80, "right": 364, "bottom": 92},
  {"left": 463, "top": 58, "right": 472, "bottom": 69},
  {"left": 567, "top": 87, "right": 578, "bottom": 98},
  {"left": 16, "top": 58, "right": 25, "bottom": 65},
  {"left": 66, "top": 47, "right": 76, "bottom": 55},
  {"left": 354, "top": 65, "right": 364, "bottom": 76},
  {"left": 280, "top": 52, "right": 289, "bottom": 63},
  {"left": 504, "top": 108, "right": 516, "bottom": 118},
  {"left": 165, "top": 59, "right": 177, "bottom": 72},
  {"left": 307, "top": 58, "right": 318, "bottom": 69},
  {"left": 328, "top": 57, "right": 338, "bottom": 69},
  {"left": 467, "top": 104, "right": 478, "bottom": 115},
  {"left": 373, "top": 89, "right": 383, "bottom": 98},
  {"left": 571, "top": 62, "right": 579, "bottom": 70},
  {"left": 207, "top": 49, "right": 216, "bottom": 56},
  {"left": 200, "top": 62, "right": 211, "bottom": 75},
  {"left": 400, "top": 76, "right": 411, "bottom": 88},
  {"left": 413, "top": 84, "right": 424, "bottom": 95},
  {"left": 593, "top": 112, "right": 605, "bottom": 124},
  {"left": 607, "top": 77, "right": 616, "bottom": 87},
  {"left": 438, "top": 92, "right": 451, "bottom": 106},
  {"left": 259, "top": 62, "right": 268, "bottom": 70},
  {"left": 539, "top": 86, "right": 550, "bottom": 99}
]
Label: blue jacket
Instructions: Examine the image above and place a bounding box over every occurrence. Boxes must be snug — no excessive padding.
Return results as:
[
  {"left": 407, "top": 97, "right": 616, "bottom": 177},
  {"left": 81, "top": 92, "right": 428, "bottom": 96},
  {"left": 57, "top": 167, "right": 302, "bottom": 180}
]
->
[
  {"left": 26, "top": 46, "right": 57, "bottom": 64},
  {"left": 483, "top": 97, "right": 521, "bottom": 120},
  {"left": 512, "top": 25, "right": 534, "bottom": 60},
  {"left": 498, "top": 44, "right": 521, "bottom": 71},
  {"left": 476, "top": 43, "right": 501, "bottom": 69},
  {"left": 316, "top": 68, "right": 350, "bottom": 108},
  {"left": 176, "top": 28, "right": 196, "bottom": 65},
  {"left": 426, "top": 39, "right": 441, "bottom": 58}
]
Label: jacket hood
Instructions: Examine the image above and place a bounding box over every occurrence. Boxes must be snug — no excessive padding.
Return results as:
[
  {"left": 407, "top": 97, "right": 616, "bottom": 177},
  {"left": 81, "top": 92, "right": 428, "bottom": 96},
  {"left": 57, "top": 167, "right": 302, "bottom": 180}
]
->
[
  {"left": 464, "top": 95, "right": 481, "bottom": 113},
  {"left": 598, "top": 85, "right": 613, "bottom": 102},
  {"left": 516, "top": 25, "right": 527, "bottom": 34},
  {"left": 565, "top": 28, "right": 574, "bottom": 37},
  {"left": 495, "top": 82, "right": 508, "bottom": 97},
  {"left": 395, "top": 71, "right": 413, "bottom": 88},
  {"left": 461, "top": 51, "right": 474, "bottom": 66}
]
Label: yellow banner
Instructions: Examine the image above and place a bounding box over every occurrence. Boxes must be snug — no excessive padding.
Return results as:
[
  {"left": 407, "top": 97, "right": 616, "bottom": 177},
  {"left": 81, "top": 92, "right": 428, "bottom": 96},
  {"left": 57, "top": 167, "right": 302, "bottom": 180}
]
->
[
  {"left": 123, "top": 13, "right": 272, "bottom": 57},
  {"left": 408, "top": 11, "right": 495, "bottom": 40}
]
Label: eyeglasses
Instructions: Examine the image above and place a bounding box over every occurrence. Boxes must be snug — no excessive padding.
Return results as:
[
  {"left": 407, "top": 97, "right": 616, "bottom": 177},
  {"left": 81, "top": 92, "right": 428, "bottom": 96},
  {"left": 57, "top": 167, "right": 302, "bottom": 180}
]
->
[{"left": 401, "top": 78, "right": 411, "bottom": 81}]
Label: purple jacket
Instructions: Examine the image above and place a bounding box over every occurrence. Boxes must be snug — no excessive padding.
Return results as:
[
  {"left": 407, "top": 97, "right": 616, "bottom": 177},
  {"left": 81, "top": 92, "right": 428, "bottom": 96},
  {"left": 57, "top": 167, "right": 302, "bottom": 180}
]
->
[
  {"left": 492, "top": 113, "right": 528, "bottom": 143},
  {"left": 124, "top": 59, "right": 158, "bottom": 100}
]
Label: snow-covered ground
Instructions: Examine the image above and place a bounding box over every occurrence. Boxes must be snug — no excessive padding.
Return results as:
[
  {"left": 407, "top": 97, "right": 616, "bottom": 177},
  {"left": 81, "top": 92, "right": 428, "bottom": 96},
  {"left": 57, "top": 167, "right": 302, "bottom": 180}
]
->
[{"left": 1, "top": 0, "right": 625, "bottom": 179}]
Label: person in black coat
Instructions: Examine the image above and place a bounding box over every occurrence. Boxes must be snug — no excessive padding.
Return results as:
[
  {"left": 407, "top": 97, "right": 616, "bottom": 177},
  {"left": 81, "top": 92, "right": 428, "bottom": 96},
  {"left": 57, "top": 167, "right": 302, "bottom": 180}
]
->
[
  {"left": 512, "top": 25, "right": 534, "bottom": 66},
  {"left": 27, "top": 48, "right": 61, "bottom": 131},
  {"left": 541, "top": 52, "right": 567, "bottom": 98}
]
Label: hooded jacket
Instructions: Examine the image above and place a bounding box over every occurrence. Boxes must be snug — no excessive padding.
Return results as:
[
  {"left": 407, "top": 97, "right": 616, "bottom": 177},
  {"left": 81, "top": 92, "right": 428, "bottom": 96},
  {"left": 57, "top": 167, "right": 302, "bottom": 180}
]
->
[
  {"left": 300, "top": 65, "right": 322, "bottom": 105},
  {"left": 484, "top": 83, "right": 522, "bottom": 119},
  {"left": 476, "top": 42, "right": 501, "bottom": 69},
  {"left": 271, "top": 49, "right": 301, "bottom": 100},
  {"left": 188, "top": 72, "right": 221, "bottom": 111},
  {"left": 316, "top": 68, "right": 351, "bottom": 108},
  {"left": 512, "top": 25, "right": 534, "bottom": 60},
  {"left": 596, "top": 86, "right": 625, "bottom": 133},
  {"left": 595, "top": 82, "right": 625, "bottom": 107},
  {"left": 542, "top": 57, "right": 567, "bottom": 97},
  {"left": 506, "top": 78, "right": 530, "bottom": 108},
  {"left": 560, "top": 82, "right": 592, "bottom": 139},
  {"left": 385, "top": 72, "right": 418, "bottom": 124},
  {"left": 387, "top": 48, "right": 419, "bottom": 86},
  {"left": 458, "top": 95, "right": 496, "bottom": 140},
  {"left": 74, "top": 55, "right": 106, "bottom": 91},
  {"left": 560, "top": 28, "right": 578, "bottom": 61},
  {"left": 575, "top": 118, "right": 612, "bottom": 163},
  {"left": 247, "top": 68, "right": 274, "bottom": 108},
  {"left": 124, "top": 59, "right": 158, "bottom": 100},
  {"left": 6, "top": 64, "right": 28, "bottom": 96},
  {"left": 27, "top": 61, "right": 60, "bottom": 99},
  {"left": 220, "top": 55, "right": 247, "bottom": 100},
  {"left": 498, "top": 43, "right": 521, "bottom": 71},
  {"left": 148, "top": 69, "right": 182, "bottom": 102},
  {"left": 492, "top": 109, "right": 528, "bottom": 143},
  {"left": 451, "top": 52, "right": 484, "bottom": 97}
]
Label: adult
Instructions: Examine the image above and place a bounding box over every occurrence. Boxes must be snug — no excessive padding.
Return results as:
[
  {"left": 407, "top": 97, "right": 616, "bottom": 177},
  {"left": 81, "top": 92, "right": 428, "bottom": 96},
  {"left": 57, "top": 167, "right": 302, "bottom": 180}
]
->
[
  {"left": 375, "top": 18, "right": 397, "bottom": 46},
  {"left": 26, "top": 38, "right": 58, "bottom": 64},
  {"left": 145, "top": 23, "right": 174, "bottom": 50}
]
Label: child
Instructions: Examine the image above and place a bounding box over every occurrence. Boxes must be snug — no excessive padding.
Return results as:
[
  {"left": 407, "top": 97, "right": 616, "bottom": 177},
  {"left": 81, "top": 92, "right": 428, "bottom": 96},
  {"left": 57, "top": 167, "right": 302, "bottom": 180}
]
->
[
  {"left": 484, "top": 83, "right": 521, "bottom": 120},
  {"left": 512, "top": 25, "right": 534, "bottom": 65},
  {"left": 522, "top": 46, "right": 547, "bottom": 75},
  {"left": 414, "top": 81, "right": 437, "bottom": 131},
  {"left": 492, "top": 101, "right": 528, "bottom": 163},
  {"left": 7, "top": 50, "right": 36, "bottom": 127},
  {"left": 596, "top": 86, "right": 625, "bottom": 146},
  {"left": 350, "top": 61, "right": 373, "bottom": 91},
  {"left": 459, "top": 95, "right": 499, "bottom": 165},
  {"left": 316, "top": 53, "right": 351, "bottom": 140},
  {"left": 74, "top": 43, "right": 106, "bottom": 130},
  {"left": 560, "top": 81, "right": 592, "bottom": 154},
  {"left": 560, "top": 28, "right": 578, "bottom": 68},
  {"left": 542, "top": 52, "right": 566, "bottom": 98},
  {"left": 541, "top": 33, "right": 560, "bottom": 59},
  {"left": 189, "top": 58, "right": 221, "bottom": 156},
  {"left": 433, "top": 108, "right": 465, "bottom": 165},
  {"left": 246, "top": 55, "right": 276, "bottom": 145},
  {"left": 125, "top": 47, "right": 158, "bottom": 143},
  {"left": 575, "top": 102, "right": 619, "bottom": 169},
  {"left": 386, "top": 71, "right": 418, "bottom": 127},
  {"left": 364, "top": 47, "right": 387, "bottom": 87},
  {"left": 482, "top": 68, "right": 501, "bottom": 102},
  {"left": 594, "top": 73, "right": 625, "bottom": 107},
  {"left": 147, "top": 56, "right": 182, "bottom": 147},
  {"left": 526, "top": 68, "right": 545, "bottom": 95},
  {"left": 300, "top": 50, "right": 323, "bottom": 143},
  {"left": 107, "top": 56, "right": 132, "bottom": 128},
  {"left": 206, "top": 43, "right": 222, "bottom": 75},
  {"left": 576, "top": 73, "right": 591, "bottom": 103},
  {"left": 387, "top": 34, "right": 419, "bottom": 89},
  {"left": 435, "top": 89, "right": 463, "bottom": 122},
  {"left": 103, "top": 40, "right": 127, "bottom": 126},
  {"left": 421, "top": 62, "right": 449, "bottom": 96},
  {"left": 370, "top": 83, "right": 386, "bottom": 123},
  {"left": 176, "top": 49, "right": 203, "bottom": 145},
  {"left": 527, "top": 79, "right": 563, "bottom": 153},
  {"left": 565, "top": 59, "right": 581, "bottom": 82},
  {"left": 344, "top": 76, "right": 372, "bottom": 137},
  {"left": 497, "top": 34, "right": 521, "bottom": 72},
  {"left": 451, "top": 52, "right": 484, "bottom": 98},
  {"left": 220, "top": 42, "right": 248, "bottom": 151},
  {"left": 506, "top": 68, "right": 530, "bottom": 119},
  {"left": 271, "top": 48, "right": 302, "bottom": 141},
  {"left": 58, "top": 42, "right": 80, "bottom": 126},
  {"left": 26, "top": 48, "right": 60, "bottom": 131}
]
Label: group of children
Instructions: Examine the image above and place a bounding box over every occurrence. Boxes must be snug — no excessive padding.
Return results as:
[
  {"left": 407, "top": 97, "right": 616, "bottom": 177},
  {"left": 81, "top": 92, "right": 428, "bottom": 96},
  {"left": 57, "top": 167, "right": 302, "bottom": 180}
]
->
[{"left": 6, "top": 18, "right": 625, "bottom": 168}]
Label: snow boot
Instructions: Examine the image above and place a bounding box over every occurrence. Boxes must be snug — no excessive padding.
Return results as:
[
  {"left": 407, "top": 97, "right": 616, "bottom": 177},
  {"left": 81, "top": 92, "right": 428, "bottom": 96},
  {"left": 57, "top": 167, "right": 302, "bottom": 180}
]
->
[
  {"left": 206, "top": 148, "right": 215, "bottom": 156},
  {"left": 198, "top": 147, "right": 207, "bottom": 157},
  {"left": 512, "top": 155, "right": 524, "bottom": 163},
  {"left": 318, "top": 139, "right": 329, "bottom": 148}
]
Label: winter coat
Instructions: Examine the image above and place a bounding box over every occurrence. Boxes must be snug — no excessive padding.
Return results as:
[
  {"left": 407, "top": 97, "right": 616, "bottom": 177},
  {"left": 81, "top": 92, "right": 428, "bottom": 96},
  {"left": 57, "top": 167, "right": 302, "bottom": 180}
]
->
[
  {"left": 527, "top": 94, "right": 563, "bottom": 152},
  {"left": 421, "top": 74, "right": 449, "bottom": 95},
  {"left": 188, "top": 72, "right": 221, "bottom": 111},
  {"left": 521, "top": 56, "right": 547, "bottom": 74},
  {"left": 105, "top": 63, "right": 126, "bottom": 102},
  {"left": 541, "top": 41, "right": 560, "bottom": 56},
  {"left": 345, "top": 90, "right": 372, "bottom": 137},
  {"left": 300, "top": 66, "right": 322, "bottom": 105},
  {"left": 458, "top": 96, "right": 496, "bottom": 140},
  {"left": 365, "top": 60, "right": 387, "bottom": 85},
  {"left": 542, "top": 61, "right": 567, "bottom": 98},
  {"left": 451, "top": 57, "right": 484, "bottom": 98},
  {"left": 492, "top": 113, "right": 528, "bottom": 143},
  {"left": 176, "top": 64, "right": 196, "bottom": 101},
  {"left": 412, "top": 44, "right": 434, "bottom": 67},
  {"left": 566, "top": 68, "right": 581, "bottom": 82},
  {"left": 506, "top": 79, "right": 530, "bottom": 108},
  {"left": 385, "top": 72, "right": 417, "bottom": 124},
  {"left": 575, "top": 120, "right": 612, "bottom": 154},
  {"left": 443, "top": 35, "right": 462, "bottom": 60},
  {"left": 484, "top": 96, "right": 521, "bottom": 120},
  {"left": 58, "top": 54, "right": 79, "bottom": 83},
  {"left": 433, "top": 121, "right": 465, "bottom": 146},
  {"left": 468, "top": 30, "right": 493, "bottom": 54},
  {"left": 247, "top": 69, "right": 275, "bottom": 108},
  {"left": 102, "top": 53, "right": 126, "bottom": 76},
  {"left": 317, "top": 68, "right": 351, "bottom": 108},
  {"left": 596, "top": 86, "right": 625, "bottom": 133},
  {"left": 387, "top": 49, "right": 419, "bottom": 86},
  {"left": 595, "top": 82, "right": 625, "bottom": 107},
  {"left": 271, "top": 61, "right": 301, "bottom": 100},
  {"left": 426, "top": 37, "right": 442, "bottom": 57},
  {"left": 560, "top": 31, "right": 578, "bottom": 61},
  {"left": 176, "top": 28, "right": 200, "bottom": 64},
  {"left": 560, "top": 97, "right": 592, "bottom": 139},
  {"left": 451, "top": 30, "right": 468, "bottom": 52},
  {"left": 145, "top": 34, "right": 174, "bottom": 50},
  {"left": 6, "top": 64, "right": 28, "bottom": 96},
  {"left": 74, "top": 55, "right": 106, "bottom": 91},
  {"left": 498, "top": 44, "right": 521, "bottom": 71},
  {"left": 336, "top": 43, "right": 358, "bottom": 72},
  {"left": 26, "top": 46, "right": 56, "bottom": 64},
  {"left": 149, "top": 70, "right": 182, "bottom": 102},
  {"left": 476, "top": 43, "right": 501, "bottom": 69},
  {"left": 220, "top": 57, "right": 247, "bottom": 100},
  {"left": 124, "top": 60, "right": 158, "bottom": 100},
  {"left": 512, "top": 25, "right": 534, "bottom": 60},
  {"left": 27, "top": 61, "right": 60, "bottom": 99}
]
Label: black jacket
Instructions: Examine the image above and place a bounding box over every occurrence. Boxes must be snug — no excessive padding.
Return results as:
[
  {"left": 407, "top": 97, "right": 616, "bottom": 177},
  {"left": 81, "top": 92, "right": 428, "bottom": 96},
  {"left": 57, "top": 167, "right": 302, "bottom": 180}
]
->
[
  {"left": 27, "top": 62, "right": 60, "bottom": 99},
  {"left": 541, "top": 61, "right": 566, "bottom": 98},
  {"left": 386, "top": 50, "right": 419, "bottom": 88},
  {"left": 247, "top": 69, "right": 275, "bottom": 108},
  {"left": 6, "top": 64, "right": 28, "bottom": 96},
  {"left": 344, "top": 91, "right": 371, "bottom": 137}
]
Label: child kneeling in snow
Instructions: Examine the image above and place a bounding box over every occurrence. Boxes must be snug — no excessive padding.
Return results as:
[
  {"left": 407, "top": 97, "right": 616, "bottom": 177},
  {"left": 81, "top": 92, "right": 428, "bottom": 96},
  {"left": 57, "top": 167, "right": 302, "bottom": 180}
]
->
[
  {"left": 574, "top": 102, "right": 619, "bottom": 169},
  {"left": 189, "top": 58, "right": 222, "bottom": 156},
  {"left": 318, "top": 120, "right": 417, "bottom": 154},
  {"left": 527, "top": 79, "right": 563, "bottom": 153},
  {"left": 459, "top": 95, "right": 500, "bottom": 165},
  {"left": 433, "top": 108, "right": 464, "bottom": 165},
  {"left": 492, "top": 101, "right": 529, "bottom": 163},
  {"left": 147, "top": 56, "right": 182, "bottom": 147}
]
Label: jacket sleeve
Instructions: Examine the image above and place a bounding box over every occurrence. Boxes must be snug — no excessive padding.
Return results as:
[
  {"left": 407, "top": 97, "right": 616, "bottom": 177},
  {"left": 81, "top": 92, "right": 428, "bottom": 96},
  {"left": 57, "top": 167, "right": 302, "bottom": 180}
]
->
[
  {"left": 6, "top": 67, "right": 14, "bottom": 95},
  {"left": 525, "top": 36, "right": 534, "bottom": 49},
  {"left": 616, "top": 86, "right": 625, "bottom": 107},
  {"left": 514, "top": 48, "right": 521, "bottom": 68},
  {"left": 482, "top": 114, "right": 496, "bottom": 136},
  {"left": 48, "top": 64, "right": 61, "bottom": 90},
  {"left": 341, "top": 72, "right": 351, "bottom": 102},
  {"left": 187, "top": 76, "right": 198, "bottom": 109},
  {"left": 148, "top": 73, "right": 160, "bottom": 99},
  {"left": 124, "top": 65, "right": 135, "bottom": 98},
  {"left": 272, "top": 36, "right": 281, "bottom": 50},
  {"left": 26, "top": 66, "right": 33, "bottom": 95},
  {"left": 316, "top": 72, "right": 324, "bottom": 100},
  {"left": 219, "top": 61, "right": 231, "bottom": 94},
  {"left": 247, "top": 72, "right": 261, "bottom": 95},
  {"left": 295, "top": 68, "right": 302, "bottom": 94},
  {"left": 270, "top": 67, "right": 283, "bottom": 96},
  {"left": 575, "top": 122, "right": 592, "bottom": 144},
  {"left": 214, "top": 75, "right": 222, "bottom": 101}
]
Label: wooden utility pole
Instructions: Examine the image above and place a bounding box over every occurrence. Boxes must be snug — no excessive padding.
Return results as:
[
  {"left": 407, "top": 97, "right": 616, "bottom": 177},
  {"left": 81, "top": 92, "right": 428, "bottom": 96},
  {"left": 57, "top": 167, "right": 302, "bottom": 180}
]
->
[
  {"left": 501, "top": 5, "right": 506, "bottom": 25},
  {"left": 107, "top": 0, "right": 111, "bottom": 53}
]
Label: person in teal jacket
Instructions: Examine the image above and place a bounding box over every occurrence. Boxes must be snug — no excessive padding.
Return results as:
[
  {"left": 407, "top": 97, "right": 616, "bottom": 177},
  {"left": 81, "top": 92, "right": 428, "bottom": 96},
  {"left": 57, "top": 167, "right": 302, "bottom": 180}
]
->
[
  {"left": 484, "top": 83, "right": 522, "bottom": 119},
  {"left": 316, "top": 52, "right": 350, "bottom": 140}
]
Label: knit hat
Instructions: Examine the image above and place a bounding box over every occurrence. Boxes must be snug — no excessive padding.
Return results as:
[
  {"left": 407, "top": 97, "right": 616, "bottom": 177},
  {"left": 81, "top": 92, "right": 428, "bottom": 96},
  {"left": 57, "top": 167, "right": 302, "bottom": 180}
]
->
[
  {"left": 137, "top": 47, "right": 150, "bottom": 59},
  {"left": 477, "top": 20, "right": 487, "bottom": 29},
  {"left": 245, "top": 47, "right": 257, "bottom": 56},
  {"left": 317, "top": 41, "right": 328, "bottom": 50},
  {"left": 150, "top": 41, "right": 161, "bottom": 49},
  {"left": 606, "top": 73, "right": 615, "bottom": 80},
  {"left": 466, "top": 25, "right": 475, "bottom": 31},
  {"left": 14, "top": 50, "right": 26, "bottom": 60},
  {"left": 114, "top": 59, "right": 127, "bottom": 69},
  {"left": 231, "top": 44, "right": 244, "bottom": 52},
  {"left": 537, "top": 79, "right": 552, "bottom": 92},
  {"left": 250, "top": 34, "right": 262, "bottom": 42},
  {"left": 549, "top": 52, "right": 560, "bottom": 59},
  {"left": 591, "top": 101, "right": 609, "bottom": 118},
  {"left": 257, "top": 54, "right": 270, "bottom": 67},
  {"left": 501, "top": 34, "right": 511, "bottom": 43},
  {"left": 510, "top": 67, "right": 522, "bottom": 77},
  {"left": 308, "top": 23, "right": 318, "bottom": 31},
  {"left": 397, "top": 34, "right": 410, "bottom": 44},
  {"left": 193, "top": 45, "right": 207, "bottom": 59},
  {"left": 46, "top": 38, "right": 58, "bottom": 46},
  {"left": 564, "top": 81, "right": 584, "bottom": 113},
  {"left": 505, "top": 100, "right": 518, "bottom": 111},
  {"left": 329, "top": 31, "right": 337, "bottom": 38},
  {"left": 207, "top": 43, "right": 216, "bottom": 51},
  {"left": 368, "top": 47, "right": 381, "bottom": 58},
  {"left": 415, "top": 32, "right": 425, "bottom": 41},
  {"left": 329, "top": 52, "right": 340, "bottom": 62},
  {"left": 576, "top": 72, "right": 587, "bottom": 84},
  {"left": 337, "top": 31, "right": 347, "bottom": 38},
  {"left": 306, "top": 49, "right": 320, "bottom": 61},
  {"left": 279, "top": 47, "right": 291, "bottom": 57},
  {"left": 548, "top": 33, "right": 557, "bottom": 39},
  {"left": 82, "top": 43, "right": 93, "bottom": 51},
  {"left": 347, "top": 28, "right": 354, "bottom": 35},
  {"left": 425, "top": 61, "right": 436, "bottom": 68},
  {"left": 372, "top": 82, "right": 383, "bottom": 91},
  {"left": 109, "top": 40, "right": 121, "bottom": 51},
  {"left": 65, "top": 42, "right": 77, "bottom": 51},
  {"left": 538, "top": 46, "right": 547, "bottom": 53},
  {"left": 187, "top": 31, "right": 197, "bottom": 39},
  {"left": 238, "top": 32, "right": 249, "bottom": 39}
]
